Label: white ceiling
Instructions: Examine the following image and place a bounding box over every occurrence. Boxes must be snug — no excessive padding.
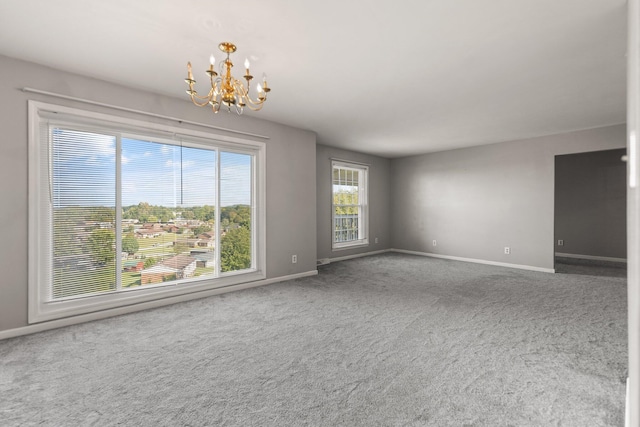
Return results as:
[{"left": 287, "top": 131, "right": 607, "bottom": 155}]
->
[{"left": 0, "top": 0, "right": 628, "bottom": 158}]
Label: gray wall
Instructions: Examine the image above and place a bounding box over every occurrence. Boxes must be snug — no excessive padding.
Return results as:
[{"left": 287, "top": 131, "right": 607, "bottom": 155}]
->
[
  {"left": 0, "top": 55, "right": 317, "bottom": 333},
  {"left": 316, "top": 144, "right": 391, "bottom": 260},
  {"left": 390, "top": 125, "right": 626, "bottom": 270},
  {"left": 555, "top": 148, "right": 627, "bottom": 259}
]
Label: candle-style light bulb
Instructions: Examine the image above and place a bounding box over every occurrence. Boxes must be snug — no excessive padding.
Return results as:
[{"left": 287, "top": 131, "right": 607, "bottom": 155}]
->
[
  {"left": 187, "top": 62, "right": 194, "bottom": 80},
  {"left": 244, "top": 58, "right": 250, "bottom": 69},
  {"left": 257, "top": 83, "right": 263, "bottom": 95},
  {"left": 210, "top": 54, "right": 215, "bottom": 66}
]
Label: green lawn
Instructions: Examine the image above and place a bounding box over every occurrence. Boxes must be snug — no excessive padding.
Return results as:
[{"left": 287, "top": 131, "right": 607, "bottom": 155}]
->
[
  {"left": 194, "top": 266, "right": 215, "bottom": 277},
  {"left": 134, "top": 232, "right": 178, "bottom": 250},
  {"left": 53, "top": 265, "right": 116, "bottom": 298},
  {"left": 122, "top": 271, "right": 141, "bottom": 288}
]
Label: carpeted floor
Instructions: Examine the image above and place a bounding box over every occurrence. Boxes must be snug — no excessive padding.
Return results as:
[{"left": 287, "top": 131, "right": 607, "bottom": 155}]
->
[{"left": 0, "top": 253, "right": 628, "bottom": 426}]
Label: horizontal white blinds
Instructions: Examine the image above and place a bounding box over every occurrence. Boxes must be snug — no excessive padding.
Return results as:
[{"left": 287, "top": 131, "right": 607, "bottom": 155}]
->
[{"left": 50, "top": 128, "right": 117, "bottom": 299}]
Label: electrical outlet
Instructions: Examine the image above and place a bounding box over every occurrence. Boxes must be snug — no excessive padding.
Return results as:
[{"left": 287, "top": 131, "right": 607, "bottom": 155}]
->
[
  {"left": 375, "top": 237, "right": 379, "bottom": 244},
  {"left": 504, "top": 247, "right": 510, "bottom": 255},
  {"left": 292, "top": 255, "right": 297, "bottom": 264},
  {"left": 557, "top": 239, "right": 564, "bottom": 246},
  {"left": 432, "top": 240, "right": 437, "bottom": 246}
]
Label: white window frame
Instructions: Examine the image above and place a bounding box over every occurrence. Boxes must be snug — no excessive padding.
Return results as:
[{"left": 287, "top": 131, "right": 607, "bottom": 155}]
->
[
  {"left": 331, "top": 160, "right": 369, "bottom": 250},
  {"left": 28, "top": 101, "right": 266, "bottom": 323}
]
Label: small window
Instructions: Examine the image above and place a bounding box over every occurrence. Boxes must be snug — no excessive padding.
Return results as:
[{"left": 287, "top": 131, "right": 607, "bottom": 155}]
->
[{"left": 332, "top": 160, "right": 368, "bottom": 249}]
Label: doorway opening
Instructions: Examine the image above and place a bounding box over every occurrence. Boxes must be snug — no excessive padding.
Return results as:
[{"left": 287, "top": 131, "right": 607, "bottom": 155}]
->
[{"left": 554, "top": 148, "right": 627, "bottom": 276}]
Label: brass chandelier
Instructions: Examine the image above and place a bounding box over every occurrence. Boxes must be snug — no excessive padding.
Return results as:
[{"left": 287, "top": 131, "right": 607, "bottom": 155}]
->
[{"left": 185, "top": 42, "right": 270, "bottom": 114}]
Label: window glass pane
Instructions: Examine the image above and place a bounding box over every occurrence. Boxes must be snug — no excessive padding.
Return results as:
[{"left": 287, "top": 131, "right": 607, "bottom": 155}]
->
[
  {"left": 334, "top": 207, "right": 359, "bottom": 243},
  {"left": 52, "top": 128, "right": 116, "bottom": 298},
  {"left": 333, "top": 167, "right": 360, "bottom": 242},
  {"left": 220, "top": 151, "right": 253, "bottom": 273},
  {"left": 121, "top": 139, "right": 217, "bottom": 287},
  {"left": 332, "top": 163, "right": 367, "bottom": 247},
  {"left": 180, "top": 146, "right": 217, "bottom": 280}
]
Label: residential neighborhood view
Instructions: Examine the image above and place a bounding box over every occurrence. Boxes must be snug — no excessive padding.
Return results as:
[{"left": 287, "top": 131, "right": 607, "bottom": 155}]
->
[{"left": 53, "top": 202, "right": 251, "bottom": 299}]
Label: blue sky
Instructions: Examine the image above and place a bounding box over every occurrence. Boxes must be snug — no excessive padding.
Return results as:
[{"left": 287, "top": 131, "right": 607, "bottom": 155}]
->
[{"left": 52, "top": 129, "right": 252, "bottom": 209}]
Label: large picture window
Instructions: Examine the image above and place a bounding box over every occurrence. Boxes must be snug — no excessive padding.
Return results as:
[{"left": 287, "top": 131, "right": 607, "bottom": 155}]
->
[
  {"left": 29, "top": 102, "right": 265, "bottom": 323},
  {"left": 332, "top": 160, "right": 369, "bottom": 249}
]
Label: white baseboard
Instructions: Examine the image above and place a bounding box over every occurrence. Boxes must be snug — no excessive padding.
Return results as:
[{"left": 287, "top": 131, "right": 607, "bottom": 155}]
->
[
  {"left": 0, "top": 270, "right": 318, "bottom": 341},
  {"left": 392, "top": 249, "right": 556, "bottom": 273},
  {"left": 327, "top": 249, "right": 392, "bottom": 264},
  {"left": 555, "top": 252, "right": 627, "bottom": 263}
]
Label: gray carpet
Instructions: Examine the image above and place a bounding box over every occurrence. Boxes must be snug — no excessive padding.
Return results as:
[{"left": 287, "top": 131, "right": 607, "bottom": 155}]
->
[{"left": 0, "top": 253, "right": 627, "bottom": 426}]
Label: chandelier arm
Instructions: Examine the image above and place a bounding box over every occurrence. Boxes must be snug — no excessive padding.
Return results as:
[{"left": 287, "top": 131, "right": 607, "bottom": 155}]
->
[
  {"left": 232, "top": 80, "right": 265, "bottom": 109},
  {"left": 191, "top": 98, "right": 212, "bottom": 107},
  {"left": 186, "top": 82, "right": 217, "bottom": 106},
  {"left": 244, "top": 95, "right": 266, "bottom": 109},
  {"left": 245, "top": 104, "right": 264, "bottom": 112}
]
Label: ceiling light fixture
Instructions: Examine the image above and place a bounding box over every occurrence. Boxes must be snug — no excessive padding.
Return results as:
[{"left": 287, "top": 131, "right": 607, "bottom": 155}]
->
[{"left": 185, "top": 42, "right": 270, "bottom": 115}]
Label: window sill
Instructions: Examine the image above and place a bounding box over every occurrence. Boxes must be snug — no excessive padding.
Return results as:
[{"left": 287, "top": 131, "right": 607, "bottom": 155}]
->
[
  {"left": 30, "top": 269, "right": 266, "bottom": 324},
  {"left": 332, "top": 241, "right": 369, "bottom": 251}
]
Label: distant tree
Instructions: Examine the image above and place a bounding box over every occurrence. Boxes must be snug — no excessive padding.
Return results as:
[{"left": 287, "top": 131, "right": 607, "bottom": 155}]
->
[
  {"left": 193, "top": 205, "right": 215, "bottom": 222},
  {"left": 192, "top": 225, "right": 212, "bottom": 237},
  {"left": 333, "top": 191, "right": 359, "bottom": 215},
  {"left": 221, "top": 205, "right": 251, "bottom": 227},
  {"left": 220, "top": 226, "right": 251, "bottom": 272},
  {"left": 53, "top": 211, "right": 82, "bottom": 257},
  {"left": 88, "top": 206, "right": 116, "bottom": 223},
  {"left": 143, "top": 257, "right": 157, "bottom": 268},
  {"left": 122, "top": 232, "right": 139, "bottom": 255},
  {"left": 88, "top": 228, "right": 115, "bottom": 265}
]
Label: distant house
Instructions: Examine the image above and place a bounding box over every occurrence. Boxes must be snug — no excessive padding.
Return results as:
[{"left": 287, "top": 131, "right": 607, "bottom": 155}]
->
[
  {"left": 142, "top": 223, "right": 164, "bottom": 230},
  {"left": 164, "top": 225, "right": 180, "bottom": 233},
  {"left": 123, "top": 260, "right": 144, "bottom": 272},
  {"left": 197, "top": 238, "right": 214, "bottom": 248},
  {"left": 162, "top": 254, "right": 197, "bottom": 279},
  {"left": 175, "top": 237, "right": 202, "bottom": 248},
  {"left": 135, "top": 229, "right": 166, "bottom": 239},
  {"left": 140, "top": 254, "right": 196, "bottom": 284},
  {"left": 191, "top": 251, "right": 215, "bottom": 268},
  {"left": 139, "top": 264, "right": 179, "bottom": 284},
  {"left": 187, "top": 239, "right": 202, "bottom": 248}
]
